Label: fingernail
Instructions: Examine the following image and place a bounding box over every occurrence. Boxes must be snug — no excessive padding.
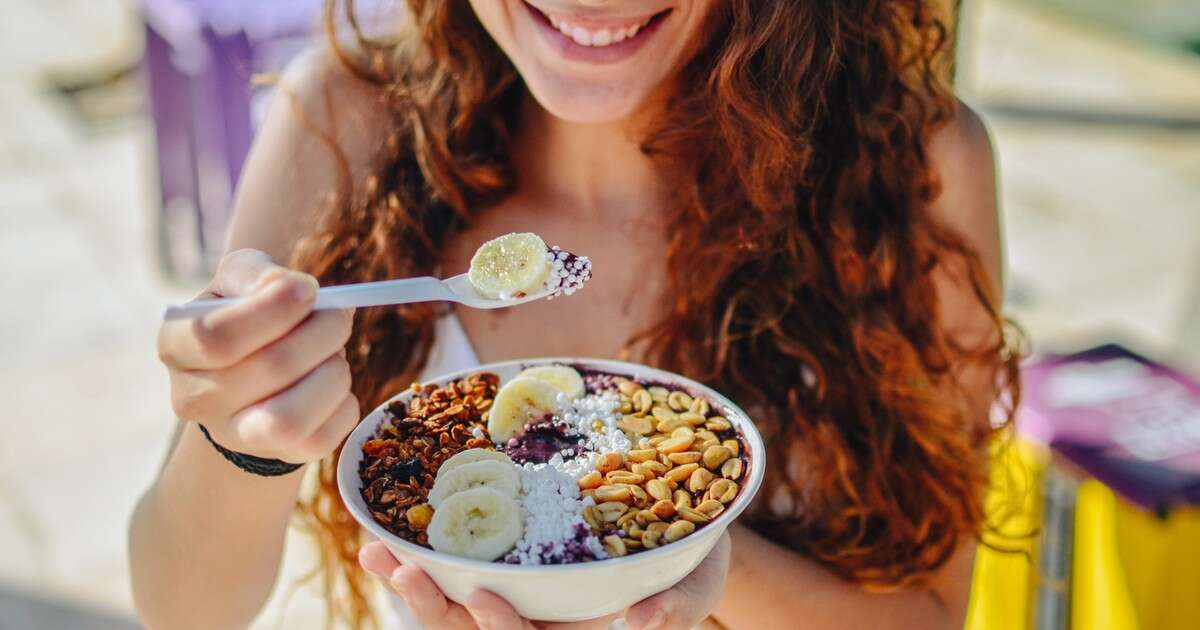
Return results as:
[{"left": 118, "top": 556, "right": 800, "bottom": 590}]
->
[
  {"left": 291, "top": 274, "right": 318, "bottom": 301},
  {"left": 641, "top": 610, "right": 666, "bottom": 630},
  {"left": 389, "top": 568, "right": 408, "bottom": 595}
]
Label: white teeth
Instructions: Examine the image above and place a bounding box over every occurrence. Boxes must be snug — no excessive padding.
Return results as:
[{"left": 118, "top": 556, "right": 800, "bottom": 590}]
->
[
  {"left": 546, "top": 14, "right": 652, "bottom": 47},
  {"left": 571, "top": 25, "right": 592, "bottom": 46}
]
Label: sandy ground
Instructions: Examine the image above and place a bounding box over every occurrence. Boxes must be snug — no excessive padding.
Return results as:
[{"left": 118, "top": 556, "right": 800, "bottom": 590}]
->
[{"left": 0, "top": 0, "right": 1196, "bottom": 627}]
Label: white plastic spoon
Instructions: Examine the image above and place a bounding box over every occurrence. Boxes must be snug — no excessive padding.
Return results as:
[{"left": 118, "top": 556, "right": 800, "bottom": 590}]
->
[{"left": 163, "top": 273, "right": 555, "bottom": 321}]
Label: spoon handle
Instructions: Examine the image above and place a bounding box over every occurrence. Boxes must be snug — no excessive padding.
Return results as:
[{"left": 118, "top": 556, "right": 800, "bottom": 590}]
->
[{"left": 163, "top": 277, "right": 452, "bottom": 320}]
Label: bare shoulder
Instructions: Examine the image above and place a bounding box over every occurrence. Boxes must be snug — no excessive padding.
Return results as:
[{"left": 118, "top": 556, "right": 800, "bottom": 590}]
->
[
  {"left": 924, "top": 100, "right": 1004, "bottom": 354},
  {"left": 225, "top": 45, "right": 394, "bottom": 261},
  {"left": 926, "top": 100, "right": 1002, "bottom": 293}
]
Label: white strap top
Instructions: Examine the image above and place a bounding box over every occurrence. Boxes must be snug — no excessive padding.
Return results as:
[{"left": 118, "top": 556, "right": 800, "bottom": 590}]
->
[{"left": 417, "top": 312, "right": 481, "bottom": 382}]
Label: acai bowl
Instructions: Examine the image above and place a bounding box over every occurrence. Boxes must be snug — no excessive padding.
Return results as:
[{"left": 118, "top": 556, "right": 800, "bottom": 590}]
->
[{"left": 337, "top": 358, "right": 765, "bottom": 621}]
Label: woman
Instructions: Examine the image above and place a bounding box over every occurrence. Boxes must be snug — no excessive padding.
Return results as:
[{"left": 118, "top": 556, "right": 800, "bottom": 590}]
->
[{"left": 130, "top": 0, "right": 1019, "bottom": 628}]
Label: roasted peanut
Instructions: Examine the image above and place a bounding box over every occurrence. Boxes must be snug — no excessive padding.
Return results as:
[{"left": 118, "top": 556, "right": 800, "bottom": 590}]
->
[
  {"left": 578, "top": 470, "right": 603, "bottom": 490},
  {"left": 664, "top": 520, "right": 696, "bottom": 543},
  {"left": 677, "top": 506, "right": 712, "bottom": 523},
  {"left": 721, "top": 458, "right": 744, "bottom": 480},
  {"left": 635, "top": 509, "right": 661, "bottom": 526},
  {"left": 651, "top": 405, "right": 678, "bottom": 423},
  {"left": 696, "top": 499, "right": 725, "bottom": 517},
  {"left": 596, "top": 452, "right": 624, "bottom": 475},
  {"left": 655, "top": 416, "right": 690, "bottom": 433},
  {"left": 646, "top": 478, "right": 672, "bottom": 502},
  {"left": 671, "top": 427, "right": 695, "bottom": 440},
  {"left": 642, "top": 461, "right": 668, "bottom": 477},
  {"left": 596, "top": 501, "right": 629, "bottom": 522},
  {"left": 626, "top": 448, "right": 658, "bottom": 463},
  {"left": 664, "top": 463, "right": 700, "bottom": 483},
  {"left": 648, "top": 386, "right": 670, "bottom": 403},
  {"left": 642, "top": 529, "right": 663, "bottom": 549},
  {"left": 607, "top": 470, "right": 645, "bottom": 485},
  {"left": 705, "top": 416, "right": 732, "bottom": 432},
  {"left": 618, "top": 415, "right": 654, "bottom": 435},
  {"left": 722, "top": 439, "right": 740, "bottom": 457},
  {"left": 632, "top": 389, "right": 653, "bottom": 414},
  {"left": 583, "top": 506, "right": 602, "bottom": 530},
  {"left": 702, "top": 445, "right": 733, "bottom": 470},
  {"left": 668, "top": 451, "right": 702, "bottom": 465},
  {"left": 604, "top": 535, "right": 628, "bottom": 557},
  {"left": 657, "top": 435, "right": 695, "bottom": 454},
  {"left": 673, "top": 489, "right": 693, "bottom": 509},
  {"left": 689, "top": 397, "right": 711, "bottom": 416},
  {"left": 694, "top": 430, "right": 720, "bottom": 450},
  {"left": 688, "top": 468, "right": 715, "bottom": 493},
  {"left": 706, "top": 479, "right": 736, "bottom": 504},
  {"left": 595, "top": 485, "right": 632, "bottom": 502},
  {"left": 679, "top": 412, "right": 707, "bottom": 427},
  {"left": 651, "top": 499, "right": 677, "bottom": 519},
  {"left": 667, "top": 391, "right": 693, "bottom": 412},
  {"left": 616, "top": 379, "right": 642, "bottom": 397}
]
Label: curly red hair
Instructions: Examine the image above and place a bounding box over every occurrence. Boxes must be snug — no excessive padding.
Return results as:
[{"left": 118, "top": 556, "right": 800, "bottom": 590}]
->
[{"left": 290, "top": 0, "right": 1022, "bottom": 626}]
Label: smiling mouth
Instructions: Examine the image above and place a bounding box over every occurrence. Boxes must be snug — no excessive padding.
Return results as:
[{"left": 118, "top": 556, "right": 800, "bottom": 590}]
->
[{"left": 524, "top": 2, "right": 672, "bottom": 48}]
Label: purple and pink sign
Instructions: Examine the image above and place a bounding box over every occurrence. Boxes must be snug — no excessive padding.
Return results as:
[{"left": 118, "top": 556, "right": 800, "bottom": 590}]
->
[{"left": 1019, "top": 344, "right": 1200, "bottom": 512}]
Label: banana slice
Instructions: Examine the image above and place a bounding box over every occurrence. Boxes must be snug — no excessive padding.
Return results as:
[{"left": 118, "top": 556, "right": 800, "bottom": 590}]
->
[
  {"left": 428, "top": 460, "right": 521, "bottom": 509},
  {"left": 468, "top": 232, "right": 552, "bottom": 299},
  {"left": 487, "top": 376, "right": 561, "bottom": 443},
  {"left": 516, "top": 365, "right": 586, "bottom": 400},
  {"left": 436, "top": 448, "right": 514, "bottom": 481},
  {"left": 427, "top": 487, "right": 524, "bottom": 561}
]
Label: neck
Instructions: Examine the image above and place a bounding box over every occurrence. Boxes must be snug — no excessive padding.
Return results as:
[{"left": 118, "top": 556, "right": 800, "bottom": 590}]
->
[{"left": 512, "top": 95, "right": 662, "bottom": 218}]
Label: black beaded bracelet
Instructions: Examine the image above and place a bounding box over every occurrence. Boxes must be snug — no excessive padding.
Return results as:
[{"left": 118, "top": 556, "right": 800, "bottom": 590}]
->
[{"left": 197, "top": 424, "right": 304, "bottom": 477}]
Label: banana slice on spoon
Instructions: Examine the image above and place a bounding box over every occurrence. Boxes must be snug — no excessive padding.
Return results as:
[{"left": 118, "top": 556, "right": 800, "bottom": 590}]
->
[{"left": 467, "top": 232, "right": 592, "bottom": 301}]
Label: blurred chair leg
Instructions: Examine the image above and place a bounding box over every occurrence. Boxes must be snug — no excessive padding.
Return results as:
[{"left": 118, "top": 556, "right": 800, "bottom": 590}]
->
[{"left": 1036, "top": 467, "right": 1076, "bottom": 630}]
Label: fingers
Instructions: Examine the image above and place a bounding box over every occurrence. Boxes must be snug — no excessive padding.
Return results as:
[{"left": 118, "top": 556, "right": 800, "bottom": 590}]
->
[
  {"left": 390, "top": 565, "right": 477, "bottom": 629},
  {"left": 211, "top": 248, "right": 290, "bottom": 296},
  {"left": 159, "top": 271, "right": 318, "bottom": 370},
  {"left": 229, "top": 354, "right": 353, "bottom": 458},
  {"left": 358, "top": 542, "right": 476, "bottom": 630},
  {"left": 359, "top": 541, "right": 400, "bottom": 577},
  {"left": 168, "top": 308, "right": 353, "bottom": 424},
  {"left": 290, "top": 392, "right": 360, "bottom": 462},
  {"left": 464, "top": 591, "right": 531, "bottom": 630}
]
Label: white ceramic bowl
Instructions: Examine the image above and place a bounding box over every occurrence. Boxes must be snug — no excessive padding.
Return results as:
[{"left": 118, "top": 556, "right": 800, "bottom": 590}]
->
[{"left": 337, "top": 358, "right": 765, "bottom": 622}]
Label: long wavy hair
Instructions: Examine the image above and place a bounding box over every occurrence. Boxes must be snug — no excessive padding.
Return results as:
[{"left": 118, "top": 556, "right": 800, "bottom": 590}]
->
[{"left": 289, "top": 0, "right": 1022, "bottom": 626}]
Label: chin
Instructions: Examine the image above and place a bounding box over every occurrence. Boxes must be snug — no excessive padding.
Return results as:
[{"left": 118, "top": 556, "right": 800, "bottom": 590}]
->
[{"left": 523, "top": 72, "right": 655, "bottom": 124}]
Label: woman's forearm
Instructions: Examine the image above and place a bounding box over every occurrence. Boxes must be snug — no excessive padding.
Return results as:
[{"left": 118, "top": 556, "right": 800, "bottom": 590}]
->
[
  {"left": 129, "top": 423, "right": 306, "bottom": 629},
  {"left": 714, "top": 525, "right": 972, "bottom": 630}
]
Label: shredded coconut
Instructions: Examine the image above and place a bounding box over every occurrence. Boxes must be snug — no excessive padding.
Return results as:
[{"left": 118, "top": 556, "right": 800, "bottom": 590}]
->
[{"left": 501, "top": 392, "right": 627, "bottom": 564}]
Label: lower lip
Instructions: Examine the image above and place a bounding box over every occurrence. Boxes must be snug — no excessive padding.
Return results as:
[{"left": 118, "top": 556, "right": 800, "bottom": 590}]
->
[{"left": 523, "top": 2, "right": 670, "bottom": 64}]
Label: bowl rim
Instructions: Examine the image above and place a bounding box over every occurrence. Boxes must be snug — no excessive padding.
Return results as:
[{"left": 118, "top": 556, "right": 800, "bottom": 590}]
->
[{"left": 337, "top": 357, "right": 766, "bottom": 573}]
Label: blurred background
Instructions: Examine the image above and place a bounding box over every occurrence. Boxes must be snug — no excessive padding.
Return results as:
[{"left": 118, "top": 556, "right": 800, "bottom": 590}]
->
[{"left": 0, "top": 0, "right": 1197, "bottom": 628}]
